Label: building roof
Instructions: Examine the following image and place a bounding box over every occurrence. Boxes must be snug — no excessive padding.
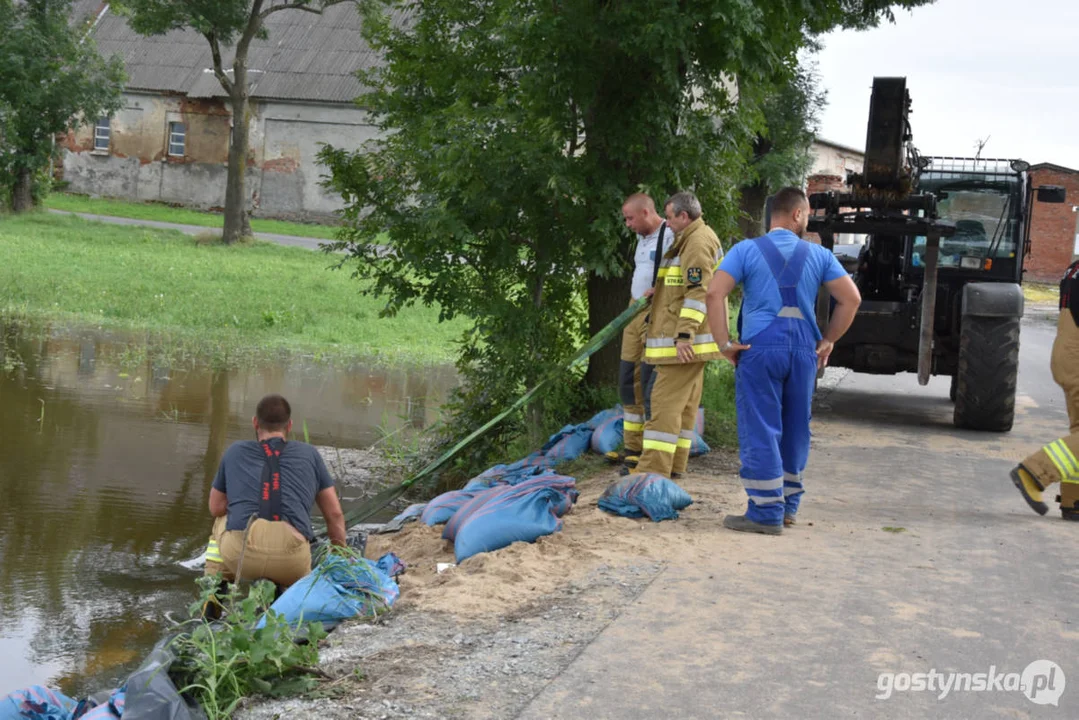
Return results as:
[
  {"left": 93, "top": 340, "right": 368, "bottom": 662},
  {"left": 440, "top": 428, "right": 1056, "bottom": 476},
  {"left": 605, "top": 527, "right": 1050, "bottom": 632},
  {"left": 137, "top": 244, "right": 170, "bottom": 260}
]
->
[
  {"left": 812, "top": 137, "right": 865, "bottom": 157},
  {"left": 1030, "top": 162, "right": 1079, "bottom": 176},
  {"left": 89, "top": 2, "right": 385, "bottom": 105}
]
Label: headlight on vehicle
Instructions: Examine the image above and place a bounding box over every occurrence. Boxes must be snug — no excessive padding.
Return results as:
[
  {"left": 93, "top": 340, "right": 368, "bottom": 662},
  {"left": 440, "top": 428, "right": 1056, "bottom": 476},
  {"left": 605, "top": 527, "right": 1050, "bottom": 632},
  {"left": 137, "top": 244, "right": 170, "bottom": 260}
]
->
[{"left": 960, "top": 256, "right": 983, "bottom": 270}]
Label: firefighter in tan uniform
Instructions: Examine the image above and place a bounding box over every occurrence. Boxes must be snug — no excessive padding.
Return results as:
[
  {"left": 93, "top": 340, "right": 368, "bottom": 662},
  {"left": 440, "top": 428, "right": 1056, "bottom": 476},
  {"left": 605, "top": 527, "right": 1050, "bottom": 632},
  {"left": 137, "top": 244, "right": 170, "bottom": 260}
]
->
[
  {"left": 617, "top": 193, "right": 674, "bottom": 466},
  {"left": 1011, "top": 259, "right": 1079, "bottom": 521},
  {"left": 636, "top": 191, "right": 724, "bottom": 479}
]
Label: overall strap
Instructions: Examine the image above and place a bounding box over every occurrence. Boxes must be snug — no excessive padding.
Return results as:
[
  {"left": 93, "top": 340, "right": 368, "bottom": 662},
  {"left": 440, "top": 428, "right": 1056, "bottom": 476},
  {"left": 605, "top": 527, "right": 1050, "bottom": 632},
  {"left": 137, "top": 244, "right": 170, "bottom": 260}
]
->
[
  {"left": 258, "top": 439, "right": 285, "bottom": 522},
  {"left": 649, "top": 221, "right": 668, "bottom": 291},
  {"left": 752, "top": 235, "right": 810, "bottom": 318}
]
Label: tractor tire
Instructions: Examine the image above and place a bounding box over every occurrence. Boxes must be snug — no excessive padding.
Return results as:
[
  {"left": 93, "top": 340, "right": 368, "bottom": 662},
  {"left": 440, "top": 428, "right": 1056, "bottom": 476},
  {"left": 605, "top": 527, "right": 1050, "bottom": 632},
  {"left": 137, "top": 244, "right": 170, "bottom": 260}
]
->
[{"left": 953, "top": 315, "right": 1020, "bottom": 432}]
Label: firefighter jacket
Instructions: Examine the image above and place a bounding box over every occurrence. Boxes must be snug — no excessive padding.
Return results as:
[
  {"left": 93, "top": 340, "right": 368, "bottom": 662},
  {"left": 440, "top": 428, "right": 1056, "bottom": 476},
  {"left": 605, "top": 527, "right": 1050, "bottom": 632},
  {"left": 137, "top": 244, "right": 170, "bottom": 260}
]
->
[{"left": 643, "top": 216, "right": 723, "bottom": 365}]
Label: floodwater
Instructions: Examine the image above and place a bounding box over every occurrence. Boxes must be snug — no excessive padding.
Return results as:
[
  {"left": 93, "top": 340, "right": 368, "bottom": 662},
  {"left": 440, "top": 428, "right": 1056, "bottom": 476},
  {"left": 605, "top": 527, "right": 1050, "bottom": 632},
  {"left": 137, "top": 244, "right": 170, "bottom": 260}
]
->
[{"left": 0, "top": 319, "right": 457, "bottom": 698}]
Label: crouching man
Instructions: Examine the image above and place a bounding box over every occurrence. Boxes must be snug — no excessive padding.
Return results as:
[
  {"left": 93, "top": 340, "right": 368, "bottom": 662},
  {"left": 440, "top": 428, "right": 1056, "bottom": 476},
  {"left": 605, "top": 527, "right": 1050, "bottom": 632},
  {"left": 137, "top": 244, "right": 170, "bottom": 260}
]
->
[{"left": 204, "top": 394, "right": 346, "bottom": 588}]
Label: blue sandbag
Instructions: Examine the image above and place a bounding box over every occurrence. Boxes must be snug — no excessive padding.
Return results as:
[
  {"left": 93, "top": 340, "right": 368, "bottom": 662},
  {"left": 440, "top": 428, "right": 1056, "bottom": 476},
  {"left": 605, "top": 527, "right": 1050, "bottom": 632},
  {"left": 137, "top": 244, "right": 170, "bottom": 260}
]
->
[
  {"left": 464, "top": 464, "right": 549, "bottom": 490},
  {"left": 76, "top": 691, "right": 124, "bottom": 720},
  {"left": 598, "top": 473, "right": 693, "bottom": 522},
  {"left": 442, "top": 474, "right": 577, "bottom": 560},
  {"left": 376, "top": 552, "right": 406, "bottom": 579},
  {"left": 690, "top": 432, "right": 710, "bottom": 457},
  {"left": 542, "top": 424, "right": 593, "bottom": 463},
  {"left": 422, "top": 487, "right": 482, "bottom": 526},
  {"left": 257, "top": 555, "right": 399, "bottom": 629},
  {"left": 0, "top": 686, "right": 77, "bottom": 720},
  {"left": 589, "top": 413, "right": 624, "bottom": 455},
  {"left": 583, "top": 406, "right": 622, "bottom": 429},
  {"left": 501, "top": 452, "right": 556, "bottom": 472}
]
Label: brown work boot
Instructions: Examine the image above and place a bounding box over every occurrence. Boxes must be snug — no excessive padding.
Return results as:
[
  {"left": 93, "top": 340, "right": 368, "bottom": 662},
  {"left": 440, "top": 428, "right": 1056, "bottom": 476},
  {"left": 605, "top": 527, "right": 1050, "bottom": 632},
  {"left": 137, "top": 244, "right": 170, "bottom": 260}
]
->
[
  {"left": 1010, "top": 465, "right": 1049, "bottom": 516},
  {"left": 722, "top": 514, "right": 782, "bottom": 536}
]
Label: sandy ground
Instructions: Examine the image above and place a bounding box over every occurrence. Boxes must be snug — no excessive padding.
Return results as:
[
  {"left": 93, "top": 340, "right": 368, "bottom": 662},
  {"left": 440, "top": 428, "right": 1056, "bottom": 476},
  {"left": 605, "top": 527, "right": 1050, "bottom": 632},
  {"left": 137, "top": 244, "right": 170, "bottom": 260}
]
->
[{"left": 235, "top": 450, "right": 748, "bottom": 720}]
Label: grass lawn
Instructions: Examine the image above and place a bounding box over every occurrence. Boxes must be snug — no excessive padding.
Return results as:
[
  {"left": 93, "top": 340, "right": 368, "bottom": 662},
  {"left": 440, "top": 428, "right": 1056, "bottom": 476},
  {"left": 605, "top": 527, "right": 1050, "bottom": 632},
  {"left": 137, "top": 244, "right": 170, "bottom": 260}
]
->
[
  {"left": 45, "top": 193, "right": 341, "bottom": 241},
  {"left": 1023, "top": 281, "right": 1059, "bottom": 305},
  {"left": 0, "top": 212, "right": 466, "bottom": 364}
]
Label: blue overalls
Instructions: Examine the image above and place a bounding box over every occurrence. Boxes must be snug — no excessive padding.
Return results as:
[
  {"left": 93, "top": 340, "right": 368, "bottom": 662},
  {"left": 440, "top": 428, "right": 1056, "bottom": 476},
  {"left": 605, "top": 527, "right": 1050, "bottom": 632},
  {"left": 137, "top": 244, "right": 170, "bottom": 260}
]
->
[{"left": 734, "top": 236, "right": 818, "bottom": 526}]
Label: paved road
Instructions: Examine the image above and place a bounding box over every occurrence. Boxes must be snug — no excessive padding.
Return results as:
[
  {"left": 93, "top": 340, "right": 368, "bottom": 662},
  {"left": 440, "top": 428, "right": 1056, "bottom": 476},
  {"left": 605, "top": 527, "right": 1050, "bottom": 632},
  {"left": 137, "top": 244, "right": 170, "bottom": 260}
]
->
[
  {"left": 47, "top": 209, "right": 331, "bottom": 251},
  {"left": 521, "top": 313, "right": 1077, "bottom": 719}
]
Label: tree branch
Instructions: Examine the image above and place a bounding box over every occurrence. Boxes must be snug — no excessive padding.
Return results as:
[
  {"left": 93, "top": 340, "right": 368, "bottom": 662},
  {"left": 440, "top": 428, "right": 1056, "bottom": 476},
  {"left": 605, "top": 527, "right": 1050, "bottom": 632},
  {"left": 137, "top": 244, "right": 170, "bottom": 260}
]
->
[
  {"left": 260, "top": 0, "right": 356, "bottom": 20},
  {"left": 205, "top": 31, "right": 234, "bottom": 95},
  {"left": 236, "top": 0, "right": 267, "bottom": 65}
]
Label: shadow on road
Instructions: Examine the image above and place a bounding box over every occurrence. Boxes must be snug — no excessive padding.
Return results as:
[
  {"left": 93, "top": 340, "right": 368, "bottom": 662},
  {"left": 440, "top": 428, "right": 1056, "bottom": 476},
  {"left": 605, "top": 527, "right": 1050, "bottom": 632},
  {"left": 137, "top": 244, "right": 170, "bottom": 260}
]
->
[{"left": 817, "top": 384, "right": 959, "bottom": 432}]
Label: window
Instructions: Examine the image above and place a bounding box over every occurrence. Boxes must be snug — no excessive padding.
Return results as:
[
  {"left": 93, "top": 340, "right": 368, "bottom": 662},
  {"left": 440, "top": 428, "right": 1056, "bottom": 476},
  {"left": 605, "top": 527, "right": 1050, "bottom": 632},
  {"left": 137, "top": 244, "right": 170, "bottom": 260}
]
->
[
  {"left": 93, "top": 116, "right": 110, "bottom": 152},
  {"left": 167, "top": 121, "right": 185, "bottom": 157}
]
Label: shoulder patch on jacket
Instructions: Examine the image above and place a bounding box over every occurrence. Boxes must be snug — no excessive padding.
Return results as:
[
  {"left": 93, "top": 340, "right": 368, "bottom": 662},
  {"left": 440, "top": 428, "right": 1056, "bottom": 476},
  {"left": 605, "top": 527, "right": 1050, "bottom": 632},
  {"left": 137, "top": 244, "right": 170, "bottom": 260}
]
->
[{"left": 687, "top": 267, "right": 702, "bottom": 284}]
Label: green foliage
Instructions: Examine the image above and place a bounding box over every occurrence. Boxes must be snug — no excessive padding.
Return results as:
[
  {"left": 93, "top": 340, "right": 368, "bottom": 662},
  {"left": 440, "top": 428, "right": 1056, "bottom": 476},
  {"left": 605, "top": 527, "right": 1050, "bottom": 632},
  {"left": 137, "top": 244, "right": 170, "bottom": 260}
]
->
[
  {"left": 170, "top": 576, "right": 328, "bottom": 719},
  {"left": 750, "top": 53, "right": 829, "bottom": 193},
  {"left": 0, "top": 0, "right": 125, "bottom": 208},
  {"left": 700, "top": 362, "right": 738, "bottom": 450},
  {"left": 319, "top": 0, "right": 934, "bottom": 465}
]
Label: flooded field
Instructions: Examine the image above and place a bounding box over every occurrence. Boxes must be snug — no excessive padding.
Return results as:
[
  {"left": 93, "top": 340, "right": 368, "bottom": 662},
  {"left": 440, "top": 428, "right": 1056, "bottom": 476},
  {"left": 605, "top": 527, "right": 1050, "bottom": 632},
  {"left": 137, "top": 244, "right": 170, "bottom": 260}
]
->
[{"left": 0, "top": 320, "right": 456, "bottom": 697}]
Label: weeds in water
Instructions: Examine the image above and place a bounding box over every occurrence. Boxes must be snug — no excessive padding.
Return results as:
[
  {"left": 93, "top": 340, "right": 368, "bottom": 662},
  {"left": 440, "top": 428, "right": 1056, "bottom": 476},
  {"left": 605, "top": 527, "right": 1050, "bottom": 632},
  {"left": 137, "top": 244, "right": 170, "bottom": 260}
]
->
[{"left": 167, "top": 576, "right": 329, "bottom": 720}]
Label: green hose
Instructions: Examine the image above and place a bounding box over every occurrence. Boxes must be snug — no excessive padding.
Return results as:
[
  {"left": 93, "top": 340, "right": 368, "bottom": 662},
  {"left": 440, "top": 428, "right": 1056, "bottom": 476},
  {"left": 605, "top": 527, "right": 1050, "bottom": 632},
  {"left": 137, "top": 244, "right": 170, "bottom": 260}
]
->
[{"left": 331, "top": 297, "right": 650, "bottom": 530}]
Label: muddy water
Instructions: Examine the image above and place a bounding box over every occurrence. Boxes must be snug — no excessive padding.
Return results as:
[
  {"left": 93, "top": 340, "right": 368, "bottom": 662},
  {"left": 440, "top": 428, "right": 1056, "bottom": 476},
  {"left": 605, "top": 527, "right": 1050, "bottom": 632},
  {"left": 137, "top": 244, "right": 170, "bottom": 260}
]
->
[{"left": 0, "top": 321, "right": 456, "bottom": 698}]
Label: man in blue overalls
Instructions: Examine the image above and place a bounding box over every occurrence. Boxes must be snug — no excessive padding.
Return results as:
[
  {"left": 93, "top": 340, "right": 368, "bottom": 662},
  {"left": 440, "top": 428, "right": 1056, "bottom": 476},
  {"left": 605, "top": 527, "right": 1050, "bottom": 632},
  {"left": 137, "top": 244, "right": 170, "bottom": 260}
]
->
[{"left": 705, "top": 187, "right": 861, "bottom": 534}]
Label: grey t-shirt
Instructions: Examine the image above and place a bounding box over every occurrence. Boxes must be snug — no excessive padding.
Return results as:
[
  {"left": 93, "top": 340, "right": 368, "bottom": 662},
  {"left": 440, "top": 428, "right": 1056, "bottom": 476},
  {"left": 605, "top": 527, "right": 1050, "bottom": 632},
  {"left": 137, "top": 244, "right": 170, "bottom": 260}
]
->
[{"left": 212, "top": 438, "right": 335, "bottom": 541}]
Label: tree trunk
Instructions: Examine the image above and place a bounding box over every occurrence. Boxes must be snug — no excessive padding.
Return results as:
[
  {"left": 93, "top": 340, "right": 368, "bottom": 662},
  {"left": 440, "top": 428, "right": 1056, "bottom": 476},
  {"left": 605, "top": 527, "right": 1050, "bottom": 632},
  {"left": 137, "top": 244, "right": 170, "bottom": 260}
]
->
[
  {"left": 12, "top": 167, "right": 34, "bottom": 212},
  {"left": 738, "top": 181, "right": 769, "bottom": 240},
  {"left": 222, "top": 92, "right": 253, "bottom": 244},
  {"left": 584, "top": 272, "right": 631, "bottom": 389}
]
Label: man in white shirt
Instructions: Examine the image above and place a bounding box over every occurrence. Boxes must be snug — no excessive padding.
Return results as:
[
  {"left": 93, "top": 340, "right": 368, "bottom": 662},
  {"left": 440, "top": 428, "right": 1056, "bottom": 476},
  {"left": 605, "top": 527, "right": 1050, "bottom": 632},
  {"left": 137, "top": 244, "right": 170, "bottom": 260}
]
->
[{"left": 617, "top": 193, "right": 675, "bottom": 467}]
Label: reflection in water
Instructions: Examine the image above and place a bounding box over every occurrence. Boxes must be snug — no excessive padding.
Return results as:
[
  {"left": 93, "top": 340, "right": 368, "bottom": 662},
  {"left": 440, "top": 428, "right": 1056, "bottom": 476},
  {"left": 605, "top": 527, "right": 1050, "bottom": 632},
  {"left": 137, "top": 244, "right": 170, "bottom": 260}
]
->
[{"left": 0, "top": 319, "right": 456, "bottom": 696}]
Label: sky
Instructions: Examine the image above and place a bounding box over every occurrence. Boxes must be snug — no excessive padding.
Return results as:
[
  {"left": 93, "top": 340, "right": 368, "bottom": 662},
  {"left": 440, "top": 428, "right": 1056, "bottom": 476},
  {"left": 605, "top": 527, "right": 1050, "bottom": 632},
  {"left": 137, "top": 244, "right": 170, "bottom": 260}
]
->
[{"left": 813, "top": 0, "right": 1079, "bottom": 169}]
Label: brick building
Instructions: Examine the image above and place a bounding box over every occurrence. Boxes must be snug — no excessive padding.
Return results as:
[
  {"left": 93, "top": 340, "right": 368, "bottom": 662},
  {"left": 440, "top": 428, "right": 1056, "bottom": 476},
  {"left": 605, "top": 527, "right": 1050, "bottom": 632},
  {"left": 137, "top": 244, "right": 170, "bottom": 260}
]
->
[
  {"left": 1025, "top": 163, "right": 1079, "bottom": 283},
  {"left": 803, "top": 138, "right": 866, "bottom": 247}
]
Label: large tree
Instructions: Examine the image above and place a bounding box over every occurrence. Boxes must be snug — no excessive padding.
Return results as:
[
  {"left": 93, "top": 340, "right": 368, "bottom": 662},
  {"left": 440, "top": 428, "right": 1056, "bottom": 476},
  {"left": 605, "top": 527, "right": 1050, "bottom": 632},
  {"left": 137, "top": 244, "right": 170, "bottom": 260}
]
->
[
  {"left": 114, "top": 0, "right": 351, "bottom": 244},
  {"left": 320, "top": 0, "right": 933, "bottom": 440},
  {"left": 737, "top": 53, "right": 828, "bottom": 239},
  {"left": 0, "top": 0, "right": 125, "bottom": 212}
]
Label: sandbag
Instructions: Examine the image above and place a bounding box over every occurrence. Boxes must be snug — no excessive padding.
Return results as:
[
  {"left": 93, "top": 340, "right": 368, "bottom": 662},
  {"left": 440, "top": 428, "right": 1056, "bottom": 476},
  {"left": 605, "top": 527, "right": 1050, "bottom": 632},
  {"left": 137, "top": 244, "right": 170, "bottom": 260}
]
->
[
  {"left": 583, "top": 406, "right": 622, "bottom": 429},
  {"left": 422, "top": 487, "right": 481, "bottom": 526},
  {"left": 0, "top": 686, "right": 77, "bottom": 720},
  {"left": 690, "top": 432, "right": 710, "bottom": 457},
  {"left": 443, "top": 474, "right": 577, "bottom": 562},
  {"left": 598, "top": 473, "right": 693, "bottom": 522},
  {"left": 75, "top": 690, "right": 124, "bottom": 720},
  {"left": 540, "top": 424, "right": 593, "bottom": 463},
  {"left": 257, "top": 554, "right": 399, "bottom": 629},
  {"left": 589, "top": 413, "right": 624, "bottom": 455},
  {"left": 464, "top": 464, "right": 549, "bottom": 490},
  {"left": 501, "top": 452, "right": 555, "bottom": 472}
]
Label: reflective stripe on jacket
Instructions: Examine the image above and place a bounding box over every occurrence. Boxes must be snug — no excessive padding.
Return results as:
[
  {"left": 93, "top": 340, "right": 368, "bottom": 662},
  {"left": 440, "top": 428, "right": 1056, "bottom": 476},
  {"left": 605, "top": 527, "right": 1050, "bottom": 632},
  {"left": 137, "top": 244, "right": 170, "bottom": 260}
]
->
[{"left": 644, "top": 216, "right": 723, "bottom": 365}]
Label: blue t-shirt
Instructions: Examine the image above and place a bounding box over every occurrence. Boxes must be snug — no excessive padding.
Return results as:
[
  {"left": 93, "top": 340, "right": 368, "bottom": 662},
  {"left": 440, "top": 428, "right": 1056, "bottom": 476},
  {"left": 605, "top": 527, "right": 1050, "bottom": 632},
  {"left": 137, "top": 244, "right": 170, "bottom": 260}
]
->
[{"left": 718, "top": 229, "right": 847, "bottom": 342}]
